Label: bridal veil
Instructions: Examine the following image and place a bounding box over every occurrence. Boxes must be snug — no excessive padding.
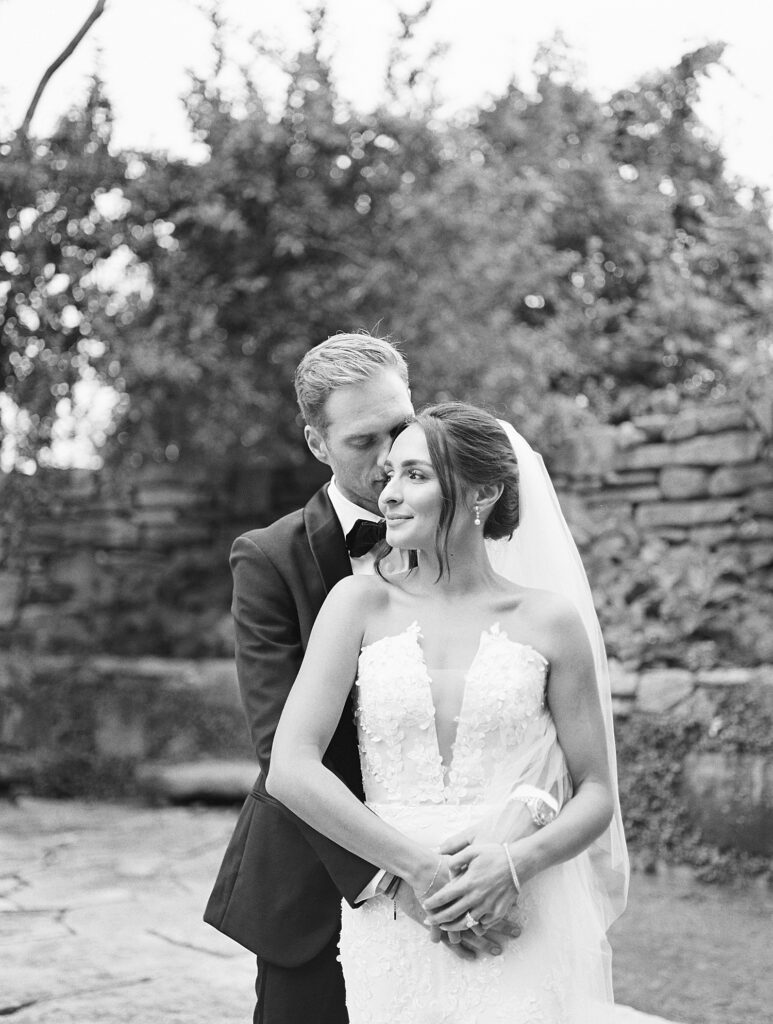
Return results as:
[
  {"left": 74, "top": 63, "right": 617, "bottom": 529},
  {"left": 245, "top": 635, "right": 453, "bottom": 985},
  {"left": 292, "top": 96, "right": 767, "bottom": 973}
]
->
[{"left": 485, "top": 421, "right": 629, "bottom": 929}]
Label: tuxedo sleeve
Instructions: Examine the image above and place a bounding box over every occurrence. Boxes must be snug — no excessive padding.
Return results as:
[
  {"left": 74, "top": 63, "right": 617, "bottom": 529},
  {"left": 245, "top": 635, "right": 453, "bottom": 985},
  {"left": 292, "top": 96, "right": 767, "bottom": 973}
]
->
[{"left": 230, "top": 533, "right": 378, "bottom": 905}]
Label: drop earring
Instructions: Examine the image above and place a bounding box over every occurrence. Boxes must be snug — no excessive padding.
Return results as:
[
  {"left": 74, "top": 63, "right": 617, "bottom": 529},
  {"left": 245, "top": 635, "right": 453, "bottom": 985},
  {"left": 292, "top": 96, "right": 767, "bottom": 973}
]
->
[{"left": 474, "top": 504, "right": 481, "bottom": 526}]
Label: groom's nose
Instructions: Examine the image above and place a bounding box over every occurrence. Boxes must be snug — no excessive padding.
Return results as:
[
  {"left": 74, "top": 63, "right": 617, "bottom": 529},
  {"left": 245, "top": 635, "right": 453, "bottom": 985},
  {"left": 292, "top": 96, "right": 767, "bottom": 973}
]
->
[{"left": 375, "top": 436, "right": 393, "bottom": 470}]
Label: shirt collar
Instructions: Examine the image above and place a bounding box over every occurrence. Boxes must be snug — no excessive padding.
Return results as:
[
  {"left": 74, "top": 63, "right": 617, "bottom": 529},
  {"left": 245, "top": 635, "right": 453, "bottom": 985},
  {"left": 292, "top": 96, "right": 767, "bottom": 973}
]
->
[{"left": 327, "top": 478, "right": 382, "bottom": 537}]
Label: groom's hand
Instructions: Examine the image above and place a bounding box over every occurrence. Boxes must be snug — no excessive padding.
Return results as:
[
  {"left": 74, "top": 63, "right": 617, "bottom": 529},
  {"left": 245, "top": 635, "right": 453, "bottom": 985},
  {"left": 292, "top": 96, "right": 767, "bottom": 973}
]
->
[
  {"left": 394, "top": 879, "right": 513, "bottom": 961},
  {"left": 394, "top": 879, "right": 431, "bottom": 928},
  {"left": 396, "top": 860, "right": 462, "bottom": 952},
  {"left": 441, "top": 922, "right": 521, "bottom": 959},
  {"left": 394, "top": 881, "right": 473, "bottom": 959}
]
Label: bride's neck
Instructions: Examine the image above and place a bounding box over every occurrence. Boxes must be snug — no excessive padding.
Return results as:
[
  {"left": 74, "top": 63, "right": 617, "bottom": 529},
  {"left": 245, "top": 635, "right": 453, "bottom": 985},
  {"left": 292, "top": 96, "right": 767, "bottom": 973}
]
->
[{"left": 409, "top": 537, "right": 498, "bottom": 597}]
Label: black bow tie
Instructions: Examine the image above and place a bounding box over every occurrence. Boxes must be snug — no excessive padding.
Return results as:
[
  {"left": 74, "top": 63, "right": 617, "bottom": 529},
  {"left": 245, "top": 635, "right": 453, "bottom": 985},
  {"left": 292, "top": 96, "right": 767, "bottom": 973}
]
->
[{"left": 345, "top": 518, "right": 387, "bottom": 558}]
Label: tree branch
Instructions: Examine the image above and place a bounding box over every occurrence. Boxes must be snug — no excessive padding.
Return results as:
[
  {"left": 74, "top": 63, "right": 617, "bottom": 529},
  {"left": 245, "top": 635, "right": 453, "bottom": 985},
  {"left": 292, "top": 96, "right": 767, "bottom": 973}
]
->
[
  {"left": 19, "top": 0, "right": 108, "bottom": 139},
  {"left": 385, "top": 0, "right": 436, "bottom": 100}
]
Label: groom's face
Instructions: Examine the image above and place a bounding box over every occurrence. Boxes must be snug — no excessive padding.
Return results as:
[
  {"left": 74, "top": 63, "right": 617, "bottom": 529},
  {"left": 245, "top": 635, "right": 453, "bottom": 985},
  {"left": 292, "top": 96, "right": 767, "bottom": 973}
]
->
[{"left": 305, "top": 369, "right": 413, "bottom": 515}]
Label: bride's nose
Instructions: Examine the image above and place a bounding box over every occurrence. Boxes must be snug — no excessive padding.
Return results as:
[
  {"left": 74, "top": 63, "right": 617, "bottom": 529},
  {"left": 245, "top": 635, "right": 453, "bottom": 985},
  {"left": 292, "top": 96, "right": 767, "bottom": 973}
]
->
[{"left": 378, "top": 476, "right": 400, "bottom": 510}]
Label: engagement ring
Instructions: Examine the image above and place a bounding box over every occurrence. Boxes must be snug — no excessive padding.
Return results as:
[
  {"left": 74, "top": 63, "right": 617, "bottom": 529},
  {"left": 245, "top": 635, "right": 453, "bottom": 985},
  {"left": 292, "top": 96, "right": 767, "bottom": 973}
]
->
[{"left": 464, "top": 912, "right": 479, "bottom": 929}]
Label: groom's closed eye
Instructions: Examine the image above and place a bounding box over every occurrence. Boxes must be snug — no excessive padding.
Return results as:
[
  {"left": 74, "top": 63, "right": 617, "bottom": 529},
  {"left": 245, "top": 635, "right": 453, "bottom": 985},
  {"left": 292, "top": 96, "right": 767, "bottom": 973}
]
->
[
  {"left": 346, "top": 424, "right": 407, "bottom": 449},
  {"left": 348, "top": 435, "right": 377, "bottom": 449}
]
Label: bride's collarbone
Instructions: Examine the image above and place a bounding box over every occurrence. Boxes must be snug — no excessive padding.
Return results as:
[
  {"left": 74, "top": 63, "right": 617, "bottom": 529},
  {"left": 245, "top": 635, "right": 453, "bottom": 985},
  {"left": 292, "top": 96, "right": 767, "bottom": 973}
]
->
[
  {"left": 389, "top": 587, "right": 535, "bottom": 633},
  {"left": 367, "top": 593, "right": 552, "bottom": 669}
]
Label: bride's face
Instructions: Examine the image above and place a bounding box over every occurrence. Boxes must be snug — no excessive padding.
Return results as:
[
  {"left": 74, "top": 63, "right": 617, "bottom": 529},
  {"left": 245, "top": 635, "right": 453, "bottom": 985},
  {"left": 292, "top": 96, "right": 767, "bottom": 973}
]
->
[{"left": 378, "top": 424, "right": 445, "bottom": 550}]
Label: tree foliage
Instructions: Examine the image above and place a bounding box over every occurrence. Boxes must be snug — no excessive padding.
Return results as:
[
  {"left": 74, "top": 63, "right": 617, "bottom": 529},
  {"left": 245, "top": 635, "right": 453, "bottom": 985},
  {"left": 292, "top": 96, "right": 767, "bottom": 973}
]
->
[
  {"left": 2, "top": 25, "right": 771, "bottom": 475},
  {"left": 1, "top": 80, "right": 125, "bottom": 467}
]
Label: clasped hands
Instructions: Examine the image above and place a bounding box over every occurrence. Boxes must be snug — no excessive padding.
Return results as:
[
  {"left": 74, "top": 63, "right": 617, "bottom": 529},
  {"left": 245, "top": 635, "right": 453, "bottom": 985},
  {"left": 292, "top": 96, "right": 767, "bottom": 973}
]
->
[{"left": 400, "top": 828, "right": 522, "bottom": 961}]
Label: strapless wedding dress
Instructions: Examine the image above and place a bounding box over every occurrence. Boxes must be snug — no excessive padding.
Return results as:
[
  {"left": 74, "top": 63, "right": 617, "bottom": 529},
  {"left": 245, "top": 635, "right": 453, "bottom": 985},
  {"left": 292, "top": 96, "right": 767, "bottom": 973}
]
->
[{"left": 339, "top": 621, "right": 615, "bottom": 1024}]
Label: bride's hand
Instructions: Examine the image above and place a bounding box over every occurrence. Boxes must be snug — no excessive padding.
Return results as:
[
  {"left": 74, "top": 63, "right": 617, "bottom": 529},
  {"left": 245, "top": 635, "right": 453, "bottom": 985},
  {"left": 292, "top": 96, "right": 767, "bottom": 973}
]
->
[{"left": 422, "top": 842, "right": 520, "bottom": 932}]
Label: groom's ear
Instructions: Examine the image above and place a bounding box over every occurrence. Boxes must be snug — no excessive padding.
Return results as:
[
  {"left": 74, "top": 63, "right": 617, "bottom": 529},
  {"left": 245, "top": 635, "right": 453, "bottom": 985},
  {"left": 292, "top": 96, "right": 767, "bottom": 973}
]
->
[{"left": 305, "top": 425, "right": 331, "bottom": 466}]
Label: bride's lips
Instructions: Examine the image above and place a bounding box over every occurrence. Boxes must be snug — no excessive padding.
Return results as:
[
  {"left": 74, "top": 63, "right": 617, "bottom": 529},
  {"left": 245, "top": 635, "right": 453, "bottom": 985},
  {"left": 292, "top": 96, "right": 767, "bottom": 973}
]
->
[{"left": 384, "top": 516, "right": 413, "bottom": 532}]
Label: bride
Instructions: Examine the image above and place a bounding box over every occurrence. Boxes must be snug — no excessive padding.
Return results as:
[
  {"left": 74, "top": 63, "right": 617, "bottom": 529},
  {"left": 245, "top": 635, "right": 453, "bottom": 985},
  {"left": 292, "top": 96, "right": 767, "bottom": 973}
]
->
[{"left": 268, "top": 403, "right": 628, "bottom": 1023}]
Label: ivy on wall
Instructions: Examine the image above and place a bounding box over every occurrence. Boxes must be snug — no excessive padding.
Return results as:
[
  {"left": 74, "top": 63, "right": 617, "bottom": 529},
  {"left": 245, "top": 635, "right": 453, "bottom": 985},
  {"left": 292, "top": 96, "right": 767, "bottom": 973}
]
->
[{"left": 616, "top": 687, "right": 773, "bottom": 882}]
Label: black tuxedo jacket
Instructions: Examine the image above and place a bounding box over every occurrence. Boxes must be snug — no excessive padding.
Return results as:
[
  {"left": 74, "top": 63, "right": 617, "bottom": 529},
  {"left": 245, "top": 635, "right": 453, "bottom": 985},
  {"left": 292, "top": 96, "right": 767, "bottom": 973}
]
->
[{"left": 204, "top": 485, "right": 377, "bottom": 966}]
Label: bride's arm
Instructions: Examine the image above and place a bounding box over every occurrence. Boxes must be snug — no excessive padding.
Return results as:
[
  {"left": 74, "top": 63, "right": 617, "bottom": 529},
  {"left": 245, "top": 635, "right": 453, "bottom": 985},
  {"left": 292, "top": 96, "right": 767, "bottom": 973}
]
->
[
  {"left": 425, "top": 596, "right": 614, "bottom": 930},
  {"left": 266, "top": 576, "right": 441, "bottom": 897}
]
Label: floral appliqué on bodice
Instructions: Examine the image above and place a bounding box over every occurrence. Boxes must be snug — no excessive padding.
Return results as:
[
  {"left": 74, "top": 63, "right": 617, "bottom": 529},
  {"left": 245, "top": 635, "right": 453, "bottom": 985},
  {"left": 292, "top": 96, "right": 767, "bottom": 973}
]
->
[{"left": 354, "top": 621, "right": 549, "bottom": 807}]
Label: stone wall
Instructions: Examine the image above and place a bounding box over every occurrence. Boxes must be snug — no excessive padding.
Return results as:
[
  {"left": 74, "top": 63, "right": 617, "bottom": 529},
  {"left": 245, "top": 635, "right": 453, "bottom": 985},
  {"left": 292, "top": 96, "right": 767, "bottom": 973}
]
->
[
  {"left": 1, "top": 396, "right": 772, "bottom": 860},
  {"left": 0, "top": 651, "right": 252, "bottom": 798},
  {"left": 552, "top": 397, "right": 773, "bottom": 863},
  {"left": 553, "top": 397, "right": 773, "bottom": 670},
  {"left": 0, "top": 458, "right": 327, "bottom": 657},
  {"left": 2, "top": 397, "right": 770, "bottom": 666},
  {"left": 555, "top": 399, "right": 772, "bottom": 546},
  {"left": 611, "top": 660, "right": 773, "bottom": 857}
]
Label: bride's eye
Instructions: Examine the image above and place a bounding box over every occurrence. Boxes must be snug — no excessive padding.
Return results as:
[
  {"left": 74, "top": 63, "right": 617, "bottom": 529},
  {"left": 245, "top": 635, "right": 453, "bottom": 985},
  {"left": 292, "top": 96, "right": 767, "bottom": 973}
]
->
[{"left": 408, "top": 470, "right": 425, "bottom": 481}]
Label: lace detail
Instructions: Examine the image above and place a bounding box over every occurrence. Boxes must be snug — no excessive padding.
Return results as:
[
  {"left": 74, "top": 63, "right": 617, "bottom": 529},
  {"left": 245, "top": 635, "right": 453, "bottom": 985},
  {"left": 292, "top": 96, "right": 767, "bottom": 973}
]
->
[
  {"left": 355, "top": 622, "right": 548, "bottom": 806},
  {"left": 355, "top": 622, "right": 445, "bottom": 804},
  {"left": 447, "top": 623, "right": 548, "bottom": 802}
]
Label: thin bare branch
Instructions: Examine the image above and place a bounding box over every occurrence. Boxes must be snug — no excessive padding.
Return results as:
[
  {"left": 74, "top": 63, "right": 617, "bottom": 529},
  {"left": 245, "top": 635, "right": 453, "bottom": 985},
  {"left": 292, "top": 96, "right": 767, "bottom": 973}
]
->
[{"left": 19, "top": 0, "right": 108, "bottom": 139}]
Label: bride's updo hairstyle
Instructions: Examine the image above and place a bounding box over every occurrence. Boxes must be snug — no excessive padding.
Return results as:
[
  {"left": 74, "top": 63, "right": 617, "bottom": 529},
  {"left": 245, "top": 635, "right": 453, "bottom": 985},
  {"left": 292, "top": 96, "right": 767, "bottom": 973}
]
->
[
  {"left": 418, "top": 400, "right": 519, "bottom": 538},
  {"left": 377, "top": 402, "right": 519, "bottom": 580}
]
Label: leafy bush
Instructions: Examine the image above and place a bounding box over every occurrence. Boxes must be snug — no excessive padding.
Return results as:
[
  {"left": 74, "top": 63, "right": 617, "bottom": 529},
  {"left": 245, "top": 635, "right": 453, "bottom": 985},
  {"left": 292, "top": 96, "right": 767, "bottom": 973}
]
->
[
  {"left": 616, "top": 696, "right": 773, "bottom": 882},
  {"left": 2, "top": 33, "right": 771, "bottom": 476},
  {"left": 589, "top": 528, "right": 773, "bottom": 669}
]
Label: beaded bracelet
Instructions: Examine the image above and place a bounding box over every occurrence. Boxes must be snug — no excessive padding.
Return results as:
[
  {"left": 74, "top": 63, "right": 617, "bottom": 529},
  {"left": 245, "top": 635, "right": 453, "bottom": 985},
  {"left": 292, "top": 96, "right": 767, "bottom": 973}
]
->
[{"left": 502, "top": 843, "right": 521, "bottom": 894}]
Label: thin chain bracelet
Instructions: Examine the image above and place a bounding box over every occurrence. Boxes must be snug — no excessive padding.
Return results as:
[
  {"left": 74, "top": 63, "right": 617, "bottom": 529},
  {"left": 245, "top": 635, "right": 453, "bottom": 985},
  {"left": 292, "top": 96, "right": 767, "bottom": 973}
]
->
[
  {"left": 502, "top": 843, "right": 521, "bottom": 894},
  {"left": 419, "top": 859, "right": 442, "bottom": 900}
]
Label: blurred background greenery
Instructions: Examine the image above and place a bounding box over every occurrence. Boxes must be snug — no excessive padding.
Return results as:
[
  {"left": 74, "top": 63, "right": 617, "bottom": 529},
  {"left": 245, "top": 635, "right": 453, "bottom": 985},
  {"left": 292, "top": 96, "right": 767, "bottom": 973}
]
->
[{"left": 2, "top": 8, "right": 771, "bottom": 480}]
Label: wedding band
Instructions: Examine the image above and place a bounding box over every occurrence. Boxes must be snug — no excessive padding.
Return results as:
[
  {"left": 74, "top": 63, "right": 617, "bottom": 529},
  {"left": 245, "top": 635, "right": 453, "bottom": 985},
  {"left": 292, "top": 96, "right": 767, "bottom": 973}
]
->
[{"left": 464, "top": 912, "right": 479, "bottom": 929}]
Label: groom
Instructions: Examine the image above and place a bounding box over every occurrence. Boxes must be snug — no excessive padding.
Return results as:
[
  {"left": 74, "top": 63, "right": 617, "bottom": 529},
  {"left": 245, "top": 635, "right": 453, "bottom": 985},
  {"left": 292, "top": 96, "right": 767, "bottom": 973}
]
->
[{"left": 205, "top": 333, "right": 511, "bottom": 1024}]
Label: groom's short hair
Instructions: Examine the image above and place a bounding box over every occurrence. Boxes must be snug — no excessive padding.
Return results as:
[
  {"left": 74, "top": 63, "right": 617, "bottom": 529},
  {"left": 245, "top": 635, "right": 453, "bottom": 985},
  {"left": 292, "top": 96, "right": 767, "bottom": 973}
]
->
[{"left": 294, "top": 332, "right": 410, "bottom": 431}]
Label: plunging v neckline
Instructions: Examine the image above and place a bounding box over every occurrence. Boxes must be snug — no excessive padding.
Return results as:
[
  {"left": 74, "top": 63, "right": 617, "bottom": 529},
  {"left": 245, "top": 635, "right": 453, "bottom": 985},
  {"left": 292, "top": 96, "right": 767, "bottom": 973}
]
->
[
  {"left": 359, "top": 621, "right": 549, "bottom": 793},
  {"left": 413, "top": 623, "right": 488, "bottom": 781},
  {"left": 361, "top": 621, "right": 506, "bottom": 784}
]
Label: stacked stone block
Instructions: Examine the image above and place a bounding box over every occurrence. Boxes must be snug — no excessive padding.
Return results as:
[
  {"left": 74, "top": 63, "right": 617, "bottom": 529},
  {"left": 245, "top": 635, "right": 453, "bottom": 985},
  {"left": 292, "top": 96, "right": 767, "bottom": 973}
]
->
[
  {"left": 0, "top": 464, "right": 255, "bottom": 657},
  {"left": 552, "top": 399, "right": 773, "bottom": 669},
  {"left": 556, "top": 401, "right": 772, "bottom": 542}
]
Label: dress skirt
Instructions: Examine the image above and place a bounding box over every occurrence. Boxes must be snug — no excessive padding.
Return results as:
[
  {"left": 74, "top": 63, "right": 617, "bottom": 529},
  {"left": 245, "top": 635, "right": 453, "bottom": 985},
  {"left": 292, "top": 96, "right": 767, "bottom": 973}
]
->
[{"left": 339, "top": 804, "right": 614, "bottom": 1024}]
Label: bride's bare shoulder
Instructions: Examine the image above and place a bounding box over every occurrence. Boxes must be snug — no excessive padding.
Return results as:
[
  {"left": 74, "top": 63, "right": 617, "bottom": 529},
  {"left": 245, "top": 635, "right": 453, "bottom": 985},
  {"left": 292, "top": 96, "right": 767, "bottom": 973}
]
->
[
  {"left": 327, "top": 573, "right": 393, "bottom": 615},
  {"left": 512, "top": 584, "right": 583, "bottom": 633}
]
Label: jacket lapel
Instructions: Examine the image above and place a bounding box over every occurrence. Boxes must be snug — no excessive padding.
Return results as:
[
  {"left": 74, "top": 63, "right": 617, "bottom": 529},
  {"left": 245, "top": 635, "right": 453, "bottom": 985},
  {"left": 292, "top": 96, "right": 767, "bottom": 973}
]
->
[{"left": 304, "top": 484, "right": 352, "bottom": 601}]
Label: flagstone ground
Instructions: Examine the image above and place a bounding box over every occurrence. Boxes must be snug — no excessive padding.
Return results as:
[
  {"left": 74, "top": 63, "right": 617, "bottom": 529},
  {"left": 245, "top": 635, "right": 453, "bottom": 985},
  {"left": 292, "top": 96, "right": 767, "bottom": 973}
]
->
[{"left": 1, "top": 799, "right": 769, "bottom": 1024}]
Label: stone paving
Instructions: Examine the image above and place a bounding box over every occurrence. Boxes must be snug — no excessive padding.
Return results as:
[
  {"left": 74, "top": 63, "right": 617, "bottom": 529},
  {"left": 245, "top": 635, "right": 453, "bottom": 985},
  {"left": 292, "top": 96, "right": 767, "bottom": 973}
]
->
[
  {"left": 1, "top": 799, "right": 250, "bottom": 1023},
  {"left": 0, "top": 799, "right": 680, "bottom": 1024}
]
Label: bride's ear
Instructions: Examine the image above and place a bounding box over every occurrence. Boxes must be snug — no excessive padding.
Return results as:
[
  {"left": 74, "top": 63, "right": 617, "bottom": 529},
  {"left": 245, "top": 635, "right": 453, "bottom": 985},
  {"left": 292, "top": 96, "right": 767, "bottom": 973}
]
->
[{"left": 472, "top": 482, "right": 503, "bottom": 516}]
